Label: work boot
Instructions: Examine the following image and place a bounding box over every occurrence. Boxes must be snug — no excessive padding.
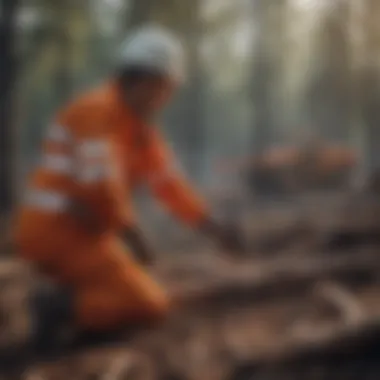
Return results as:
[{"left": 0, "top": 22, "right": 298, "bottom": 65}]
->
[
  {"left": 28, "top": 284, "right": 74, "bottom": 359},
  {"left": 70, "top": 330, "right": 126, "bottom": 351},
  {"left": 70, "top": 325, "right": 142, "bottom": 352},
  {"left": 69, "top": 320, "right": 155, "bottom": 352}
]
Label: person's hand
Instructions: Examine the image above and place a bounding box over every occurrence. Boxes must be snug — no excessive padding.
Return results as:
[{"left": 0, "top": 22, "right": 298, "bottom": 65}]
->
[
  {"left": 199, "top": 218, "right": 247, "bottom": 257},
  {"left": 217, "top": 223, "right": 247, "bottom": 255},
  {"left": 122, "top": 226, "right": 156, "bottom": 266},
  {"left": 135, "top": 245, "right": 156, "bottom": 266}
]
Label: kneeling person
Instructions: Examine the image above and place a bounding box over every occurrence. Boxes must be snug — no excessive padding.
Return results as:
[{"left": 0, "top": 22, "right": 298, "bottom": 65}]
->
[{"left": 13, "top": 25, "right": 245, "bottom": 353}]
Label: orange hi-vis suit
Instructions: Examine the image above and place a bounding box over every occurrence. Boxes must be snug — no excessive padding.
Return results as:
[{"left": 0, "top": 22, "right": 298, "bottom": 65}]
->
[{"left": 14, "top": 82, "right": 208, "bottom": 331}]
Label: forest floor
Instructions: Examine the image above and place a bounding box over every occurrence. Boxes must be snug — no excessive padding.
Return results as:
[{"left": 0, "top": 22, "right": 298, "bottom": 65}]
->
[{"left": 1, "top": 193, "right": 380, "bottom": 380}]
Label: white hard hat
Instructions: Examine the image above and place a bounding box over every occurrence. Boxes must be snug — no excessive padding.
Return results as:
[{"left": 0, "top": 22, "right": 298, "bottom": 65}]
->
[{"left": 118, "top": 25, "right": 186, "bottom": 83}]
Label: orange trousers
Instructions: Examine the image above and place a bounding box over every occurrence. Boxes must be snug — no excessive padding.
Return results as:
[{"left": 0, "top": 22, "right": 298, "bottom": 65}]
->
[
  {"left": 61, "top": 237, "right": 169, "bottom": 330},
  {"left": 16, "top": 217, "right": 169, "bottom": 331}
]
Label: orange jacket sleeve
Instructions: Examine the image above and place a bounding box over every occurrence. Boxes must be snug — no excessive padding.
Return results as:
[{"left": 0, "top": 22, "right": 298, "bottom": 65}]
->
[
  {"left": 144, "top": 132, "right": 208, "bottom": 227},
  {"left": 65, "top": 110, "right": 135, "bottom": 231}
]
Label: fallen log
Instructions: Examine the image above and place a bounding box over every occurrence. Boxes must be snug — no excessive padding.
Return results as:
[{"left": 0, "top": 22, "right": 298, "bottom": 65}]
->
[
  {"left": 166, "top": 249, "right": 380, "bottom": 313},
  {"left": 235, "top": 314, "right": 380, "bottom": 373}
]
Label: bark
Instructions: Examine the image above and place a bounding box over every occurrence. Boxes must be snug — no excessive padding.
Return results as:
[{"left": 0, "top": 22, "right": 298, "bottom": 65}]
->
[
  {"left": 250, "top": 0, "right": 287, "bottom": 153},
  {"left": 127, "top": 0, "right": 154, "bottom": 30},
  {"left": 0, "top": 0, "right": 20, "bottom": 215}
]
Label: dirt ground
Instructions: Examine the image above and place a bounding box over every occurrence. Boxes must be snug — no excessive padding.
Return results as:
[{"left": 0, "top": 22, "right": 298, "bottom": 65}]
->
[{"left": 1, "top": 194, "right": 380, "bottom": 380}]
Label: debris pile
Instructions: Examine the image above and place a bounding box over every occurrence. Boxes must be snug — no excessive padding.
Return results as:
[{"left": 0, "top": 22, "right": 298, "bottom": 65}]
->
[{"left": 1, "top": 195, "right": 380, "bottom": 379}]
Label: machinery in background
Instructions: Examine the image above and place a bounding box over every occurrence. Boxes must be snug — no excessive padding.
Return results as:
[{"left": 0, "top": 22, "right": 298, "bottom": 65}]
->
[{"left": 217, "top": 140, "right": 357, "bottom": 198}]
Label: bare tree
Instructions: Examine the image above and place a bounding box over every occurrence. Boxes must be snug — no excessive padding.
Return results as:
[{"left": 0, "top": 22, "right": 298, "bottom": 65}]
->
[
  {"left": 303, "top": 1, "right": 351, "bottom": 141},
  {"left": 250, "top": 0, "right": 287, "bottom": 153},
  {"left": 127, "top": 0, "right": 154, "bottom": 29},
  {"left": 174, "top": 0, "right": 205, "bottom": 180},
  {"left": 359, "top": 0, "right": 380, "bottom": 178},
  {"left": 0, "top": 0, "right": 20, "bottom": 215}
]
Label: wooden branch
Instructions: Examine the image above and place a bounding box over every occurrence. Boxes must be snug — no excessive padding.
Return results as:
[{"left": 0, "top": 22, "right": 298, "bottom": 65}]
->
[
  {"left": 315, "top": 281, "right": 365, "bottom": 324},
  {"left": 168, "top": 249, "right": 380, "bottom": 313}
]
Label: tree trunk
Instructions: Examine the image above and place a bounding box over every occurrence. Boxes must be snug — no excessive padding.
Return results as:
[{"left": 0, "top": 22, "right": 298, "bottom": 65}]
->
[
  {"left": 250, "top": 0, "right": 285, "bottom": 154},
  {"left": 0, "top": 0, "right": 20, "bottom": 216},
  {"left": 176, "top": 0, "right": 205, "bottom": 181},
  {"left": 360, "top": 0, "right": 380, "bottom": 178},
  {"left": 304, "top": 1, "right": 351, "bottom": 142},
  {"left": 53, "top": 0, "right": 74, "bottom": 104},
  {"left": 127, "top": 0, "right": 154, "bottom": 30},
  {"left": 348, "top": 0, "right": 368, "bottom": 189}
]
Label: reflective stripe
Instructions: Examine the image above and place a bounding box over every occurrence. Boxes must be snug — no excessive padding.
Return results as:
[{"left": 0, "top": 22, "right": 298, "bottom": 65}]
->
[
  {"left": 77, "top": 140, "right": 110, "bottom": 159},
  {"left": 24, "top": 190, "right": 69, "bottom": 212},
  {"left": 46, "top": 124, "right": 71, "bottom": 143},
  {"left": 76, "top": 139, "right": 117, "bottom": 183},
  {"left": 77, "top": 164, "right": 114, "bottom": 183},
  {"left": 40, "top": 154, "right": 74, "bottom": 174}
]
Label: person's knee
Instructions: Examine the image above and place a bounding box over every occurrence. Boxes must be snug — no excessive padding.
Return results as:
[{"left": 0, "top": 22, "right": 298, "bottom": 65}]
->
[
  {"left": 77, "top": 296, "right": 126, "bottom": 330},
  {"left": 145, "top": 292, "right": 170, "bottom": 322},
  {"left": 77, "top": 300, "right": 168, "bottom": 331},
  {"left": 76, "top": 288, "right": 169, "bottom": 330}
]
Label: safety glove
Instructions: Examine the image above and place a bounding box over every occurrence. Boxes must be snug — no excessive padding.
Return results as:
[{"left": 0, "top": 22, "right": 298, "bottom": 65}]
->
[
  {"left": 122, "top": 226, "right": 156, "bottom": 266},
  {"left": 199, "top": 217, "right": 248, "bottom": 257}
]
